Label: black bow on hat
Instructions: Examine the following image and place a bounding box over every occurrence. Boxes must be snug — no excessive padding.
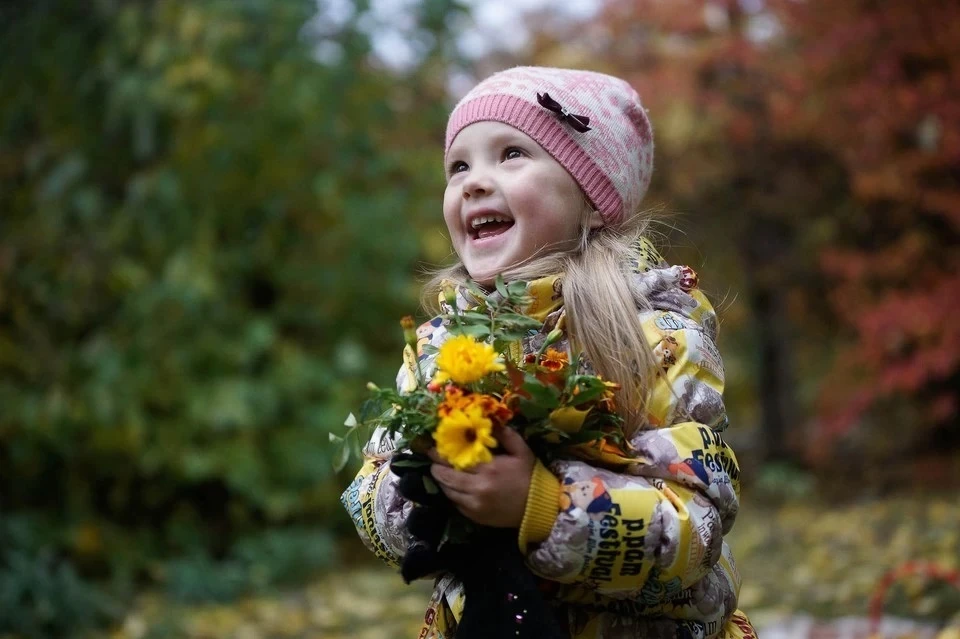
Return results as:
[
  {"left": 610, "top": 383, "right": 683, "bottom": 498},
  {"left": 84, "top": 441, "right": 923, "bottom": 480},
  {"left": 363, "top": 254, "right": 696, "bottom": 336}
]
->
[{"left": 537, "top": 92, "right": 592, "bottom": 132}]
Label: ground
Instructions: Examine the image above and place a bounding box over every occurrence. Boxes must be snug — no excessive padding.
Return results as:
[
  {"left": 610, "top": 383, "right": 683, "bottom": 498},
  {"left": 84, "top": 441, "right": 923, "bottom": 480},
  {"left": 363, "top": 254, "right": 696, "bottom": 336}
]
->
[{"left": 96, "top": 494, "right": 960, "bottom": 639}]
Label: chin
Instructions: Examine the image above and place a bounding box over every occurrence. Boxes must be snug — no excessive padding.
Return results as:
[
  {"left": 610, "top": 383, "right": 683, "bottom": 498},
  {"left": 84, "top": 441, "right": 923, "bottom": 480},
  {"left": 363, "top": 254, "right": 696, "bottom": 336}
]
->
[
  {"left": 464, "top": 268, "right": 497, "bottom": 288},
  {"left": 466, "top": 253, "right": 531, "bottom": 287}
]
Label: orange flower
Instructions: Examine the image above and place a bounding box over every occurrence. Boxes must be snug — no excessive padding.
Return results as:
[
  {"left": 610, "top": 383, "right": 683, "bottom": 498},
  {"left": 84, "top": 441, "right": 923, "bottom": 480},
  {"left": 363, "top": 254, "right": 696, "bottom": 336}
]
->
[
  {"left": 500, "top": 388, "right": 521, "bottom": 410},
  {"left": 598, "top": 438, "right": 629, "bottom": 456},
  {"left": 475, "top": 394, "right": 514, "bottom": 426},
  {"left": 437, "top": 386, "right": 471, "bottom": 418},
  {"left": 598, "top": 380, "right": 621, "bottom": 412},
  {"left": 438, "top": 389, "right": 513, "bottom": 426},
  {"left": 582, "top": 437, "right": 630, "bottom": 458},
  {"left": 539, "top": 348, "right": 569, "bottom": 372},
  {"left": 400, "top": 316, "right": 417, "bottom": 346}
]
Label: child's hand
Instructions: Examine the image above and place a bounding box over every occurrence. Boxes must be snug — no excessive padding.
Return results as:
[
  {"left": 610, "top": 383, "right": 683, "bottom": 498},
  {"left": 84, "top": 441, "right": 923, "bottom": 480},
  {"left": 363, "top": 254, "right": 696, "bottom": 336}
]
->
[{"left": 428, "top": 426, "right": 535, "bottom": 528}]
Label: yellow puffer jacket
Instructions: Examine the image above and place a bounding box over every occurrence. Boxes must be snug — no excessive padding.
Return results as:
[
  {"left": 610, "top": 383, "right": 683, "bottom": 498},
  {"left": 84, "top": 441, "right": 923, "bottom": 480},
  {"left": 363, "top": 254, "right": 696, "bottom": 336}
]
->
[{"left": 341, "top": 239, "right": 756, "bottom": 639}]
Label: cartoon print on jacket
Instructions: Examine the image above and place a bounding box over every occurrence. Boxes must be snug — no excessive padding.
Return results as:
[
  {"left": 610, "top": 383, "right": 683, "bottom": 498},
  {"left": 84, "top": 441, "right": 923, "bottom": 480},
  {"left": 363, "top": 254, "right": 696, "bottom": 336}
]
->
[
  {"left": 653, "top": 335, "right": 679, "bottom": 372},
  {"left": 670, "top": 455, "right": 711, "bottom": 487},
  {"left": 560, "top": 476, "right": 615, "bottom": 517}
]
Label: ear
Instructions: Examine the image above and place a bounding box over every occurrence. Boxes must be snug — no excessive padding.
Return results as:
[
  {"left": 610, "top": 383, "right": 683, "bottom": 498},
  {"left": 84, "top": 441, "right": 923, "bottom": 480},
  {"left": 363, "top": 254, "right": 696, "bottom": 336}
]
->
[{"left": 587, "top": 209, "right": 604, "bottom": 230}]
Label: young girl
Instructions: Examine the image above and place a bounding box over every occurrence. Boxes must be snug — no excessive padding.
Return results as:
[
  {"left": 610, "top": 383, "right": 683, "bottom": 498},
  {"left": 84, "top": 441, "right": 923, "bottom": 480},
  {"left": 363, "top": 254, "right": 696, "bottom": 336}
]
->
[{"left": 341, "top": 66, "right": 756, "bottom": 639}]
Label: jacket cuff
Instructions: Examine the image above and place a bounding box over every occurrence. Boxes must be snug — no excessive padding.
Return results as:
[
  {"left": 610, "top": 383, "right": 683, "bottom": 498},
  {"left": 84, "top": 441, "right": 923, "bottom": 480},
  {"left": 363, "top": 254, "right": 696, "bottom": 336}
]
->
[{"left": 518, "top": 459, "right": 561, "bottom": 554}]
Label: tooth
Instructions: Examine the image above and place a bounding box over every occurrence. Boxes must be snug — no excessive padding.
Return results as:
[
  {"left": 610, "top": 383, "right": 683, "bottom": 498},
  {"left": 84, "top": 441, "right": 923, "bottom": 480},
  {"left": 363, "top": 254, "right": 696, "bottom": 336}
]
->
[{"left": 470, "top": 214, "right": 513, "bottom": 230}]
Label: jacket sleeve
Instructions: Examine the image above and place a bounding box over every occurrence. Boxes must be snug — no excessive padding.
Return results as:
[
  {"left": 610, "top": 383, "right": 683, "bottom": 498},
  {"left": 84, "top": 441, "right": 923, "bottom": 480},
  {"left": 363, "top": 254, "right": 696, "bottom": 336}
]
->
[
  {"left": 338, "top": 424, "right": 411, "bottom": 570},
  {"left": 339, "top": 318, "right": 448, "bottom": 571},
  {"left": 522, "top": 267, "right": 742, "bottom": 605},
  {"left": 521, "top": 421, "right": 740, "bottom": 597}
]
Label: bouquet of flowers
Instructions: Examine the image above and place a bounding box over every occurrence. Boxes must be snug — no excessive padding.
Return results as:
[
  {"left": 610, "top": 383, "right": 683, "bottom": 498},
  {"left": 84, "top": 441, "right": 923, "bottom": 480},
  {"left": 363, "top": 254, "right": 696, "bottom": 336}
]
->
[
  {"left": 332, "top": 277, "right": 631, "bottom": 639},
  {"left": 332, "top": 275, "right": 629, "bottom": 475}
]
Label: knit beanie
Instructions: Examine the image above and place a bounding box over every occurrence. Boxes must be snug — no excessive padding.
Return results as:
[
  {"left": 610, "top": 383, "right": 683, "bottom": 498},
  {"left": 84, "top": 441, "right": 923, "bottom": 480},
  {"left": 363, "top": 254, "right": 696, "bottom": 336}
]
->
[{"left": 445, "top": 66, "right": 654, "bottom": 227}]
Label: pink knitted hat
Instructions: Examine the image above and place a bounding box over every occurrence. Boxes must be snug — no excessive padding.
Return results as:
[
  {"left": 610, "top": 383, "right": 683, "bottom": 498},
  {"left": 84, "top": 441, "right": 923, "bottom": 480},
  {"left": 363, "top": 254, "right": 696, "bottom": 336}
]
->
[{"left": 445, "top": 66, "right": 654, "bottom": 226}]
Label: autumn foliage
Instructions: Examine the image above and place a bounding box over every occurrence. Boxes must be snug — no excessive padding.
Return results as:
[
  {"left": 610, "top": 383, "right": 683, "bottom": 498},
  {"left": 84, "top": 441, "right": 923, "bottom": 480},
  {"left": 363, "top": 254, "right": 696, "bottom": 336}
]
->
[
  {"left": 523, "top": 0, "right": 959, "bottom": 459},
  {"left": 785, "top": 0, "right": 960, "bottom": 441}
]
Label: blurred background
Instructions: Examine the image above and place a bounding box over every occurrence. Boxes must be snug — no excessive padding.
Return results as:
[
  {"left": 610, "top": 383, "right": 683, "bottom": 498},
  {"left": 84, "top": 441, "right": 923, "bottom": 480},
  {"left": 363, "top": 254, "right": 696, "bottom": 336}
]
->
[{"left": 1, "top": 0, "right": 958, "bottom": 637}]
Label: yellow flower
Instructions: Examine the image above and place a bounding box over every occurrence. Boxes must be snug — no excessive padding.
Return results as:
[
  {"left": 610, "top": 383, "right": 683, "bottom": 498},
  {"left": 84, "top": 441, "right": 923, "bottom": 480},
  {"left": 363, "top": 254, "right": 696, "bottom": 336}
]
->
[
  {"left": 433, "top": 403, "right": 497, "bottom": 470},
  {"left": 433, "top": 335, "right": 505, "bottom": 385}
]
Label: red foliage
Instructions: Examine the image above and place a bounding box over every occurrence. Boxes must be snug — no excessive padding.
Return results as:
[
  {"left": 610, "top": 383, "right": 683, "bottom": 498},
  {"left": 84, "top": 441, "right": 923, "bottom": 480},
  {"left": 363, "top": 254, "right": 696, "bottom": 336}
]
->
[
  {"left": 523, "top": 0, "right": 959, "bottom": 454},
  {"left": 782, "top": 0, "right": 960, "bottom": 434},
  {"left": 581, "top": 0, "right": 960, "bottom": 441}
]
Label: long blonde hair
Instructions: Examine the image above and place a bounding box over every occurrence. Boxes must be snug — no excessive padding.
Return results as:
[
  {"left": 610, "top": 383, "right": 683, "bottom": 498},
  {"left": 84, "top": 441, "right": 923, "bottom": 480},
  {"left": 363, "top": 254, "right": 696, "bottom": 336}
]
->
[{"left": 421, "top": 201, "right": 661, "bottom": 436}]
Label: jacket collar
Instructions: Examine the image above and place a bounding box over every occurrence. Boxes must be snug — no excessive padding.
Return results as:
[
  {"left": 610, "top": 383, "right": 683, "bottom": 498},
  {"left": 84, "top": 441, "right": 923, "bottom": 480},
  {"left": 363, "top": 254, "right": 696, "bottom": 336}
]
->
[{"left": 441, "top": 238, "right": 669, "bottom": 323}]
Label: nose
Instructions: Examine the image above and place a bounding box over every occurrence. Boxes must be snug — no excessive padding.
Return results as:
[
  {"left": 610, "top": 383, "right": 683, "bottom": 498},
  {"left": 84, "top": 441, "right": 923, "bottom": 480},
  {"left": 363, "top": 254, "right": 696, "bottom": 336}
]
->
[{"left": 461, "top": 165, "right": 494, "bottom": 199}]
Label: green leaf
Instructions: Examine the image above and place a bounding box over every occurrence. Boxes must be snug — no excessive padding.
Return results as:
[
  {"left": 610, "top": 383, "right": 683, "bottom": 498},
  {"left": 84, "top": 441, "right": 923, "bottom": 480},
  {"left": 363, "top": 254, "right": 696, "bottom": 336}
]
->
[
  {"left": 492, "top": 338, "right": 515, "bottom": 354},
  {"left": 458, "top": 324, "right": 491, "bottom": 338},
  {"left": 495, "top": 274, "right": 509, "bottom": 298},
  {"left": 332, "top": 442, "right": 350, "bottom": 472},
  {"left": 507, "top": 280, "right": 528, "bottom": 297},
  {"left": 460, "top": 311, "right": 491, "bottom": 323},
  {"left": 463, "top": 280, "right": 488, "bottom": 301},
  {"left": 497, "top": 314, "right": 543, "bottom": 331},
  {"left": 517, "top": 397, "right": 551, "bottom": 420},
  {"left": 568, "top": 377, "right": 609, "bottom": 406},
  {"left": 522, "top": 376, "right": 561, "bottom": 409},
  {"left": 423, "top": 475, "right": 440, "bottom": 495}
]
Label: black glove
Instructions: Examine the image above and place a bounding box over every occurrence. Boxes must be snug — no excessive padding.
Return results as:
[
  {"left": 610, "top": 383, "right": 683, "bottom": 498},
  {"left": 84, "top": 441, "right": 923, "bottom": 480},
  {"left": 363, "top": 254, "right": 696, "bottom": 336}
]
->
[
  {"left": 391, "top": 453, "right": 564, "bottom": 639},
  {"left": 391, "top": 452, "right": 454, "bottom": 583},
  {"left": 453, "top": 527, "right": 565, "bottom": 639}
]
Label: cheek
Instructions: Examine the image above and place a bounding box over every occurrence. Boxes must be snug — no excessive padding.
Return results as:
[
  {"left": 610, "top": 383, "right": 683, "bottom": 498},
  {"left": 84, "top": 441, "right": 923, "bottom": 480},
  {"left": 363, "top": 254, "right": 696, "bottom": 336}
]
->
[
  {"left": 531, "top": 175, "right": 584, "bottom": 242},
  {"left": 442, "top": 188, "right": 461, "bottom": 233},
  {"left": 539, "top": 198, "right": 583, "bottom": 246}
]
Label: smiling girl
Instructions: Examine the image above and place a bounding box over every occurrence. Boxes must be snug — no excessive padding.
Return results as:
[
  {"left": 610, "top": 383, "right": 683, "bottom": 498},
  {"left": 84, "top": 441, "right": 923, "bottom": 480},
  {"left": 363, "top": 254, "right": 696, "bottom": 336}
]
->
[{"left": 342, "top": 66, "right": 755, "bottom": 639}]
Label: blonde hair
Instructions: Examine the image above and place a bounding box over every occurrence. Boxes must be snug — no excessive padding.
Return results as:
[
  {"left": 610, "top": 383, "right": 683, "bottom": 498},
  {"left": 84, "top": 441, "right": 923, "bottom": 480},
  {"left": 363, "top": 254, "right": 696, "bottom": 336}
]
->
[{"left": 421, "top": 200, "right": 661, "bottom": 437}]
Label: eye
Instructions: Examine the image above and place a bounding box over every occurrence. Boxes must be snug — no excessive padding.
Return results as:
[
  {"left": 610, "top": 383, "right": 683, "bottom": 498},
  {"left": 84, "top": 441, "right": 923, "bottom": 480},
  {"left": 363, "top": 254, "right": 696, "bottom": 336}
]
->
[
  {"left": 448, "top": 160, "right": 468, "bottom": 176},
  {"left": 503, "top": 146, "right": 525, "bottom": 161}
]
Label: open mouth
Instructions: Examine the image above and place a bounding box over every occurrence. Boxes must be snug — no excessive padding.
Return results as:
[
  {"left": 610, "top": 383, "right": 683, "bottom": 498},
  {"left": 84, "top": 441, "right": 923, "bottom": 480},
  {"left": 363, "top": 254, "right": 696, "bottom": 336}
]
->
[{"left": 469, "top": 214, "right": 515, "bottom": 241}]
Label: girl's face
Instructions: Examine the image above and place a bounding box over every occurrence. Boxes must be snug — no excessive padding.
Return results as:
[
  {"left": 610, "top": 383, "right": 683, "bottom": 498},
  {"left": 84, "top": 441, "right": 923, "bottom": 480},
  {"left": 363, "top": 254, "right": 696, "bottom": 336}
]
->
[{"left": 443, "top": 121, "right": 601, "bottom": 286}]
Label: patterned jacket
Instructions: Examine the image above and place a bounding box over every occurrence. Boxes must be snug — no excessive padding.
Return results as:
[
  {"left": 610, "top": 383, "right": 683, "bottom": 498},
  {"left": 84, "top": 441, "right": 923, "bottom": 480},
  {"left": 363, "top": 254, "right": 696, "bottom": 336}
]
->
[{"left": 340, "top": 240, "right": 756, "bottom": 639}]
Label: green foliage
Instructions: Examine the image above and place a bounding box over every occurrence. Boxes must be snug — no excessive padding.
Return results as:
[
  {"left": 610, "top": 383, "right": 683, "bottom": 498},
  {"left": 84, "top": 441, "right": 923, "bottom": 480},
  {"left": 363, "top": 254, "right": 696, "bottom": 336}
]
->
[
  {"left": 0, "top": 551, "right": 116, "bottom": 638},
  {"left": 0, "top": 517, "right": 120, "bottom": 638},
  {"left": 0, "top": 0, "right": 464, "bottom": 624},
  {"left": 164, "top": 527, "right": 335, "bottom": 603}
]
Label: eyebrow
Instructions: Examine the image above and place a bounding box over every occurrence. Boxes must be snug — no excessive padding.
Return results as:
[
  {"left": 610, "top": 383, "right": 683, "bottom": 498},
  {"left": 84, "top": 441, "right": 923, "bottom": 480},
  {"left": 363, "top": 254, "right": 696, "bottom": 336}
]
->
[
  {"left": 448, "top": 128, "right": 531, "bottom": 157},
  {"left": 483, "top": 129, "right": 528, "bottom": 146}
]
